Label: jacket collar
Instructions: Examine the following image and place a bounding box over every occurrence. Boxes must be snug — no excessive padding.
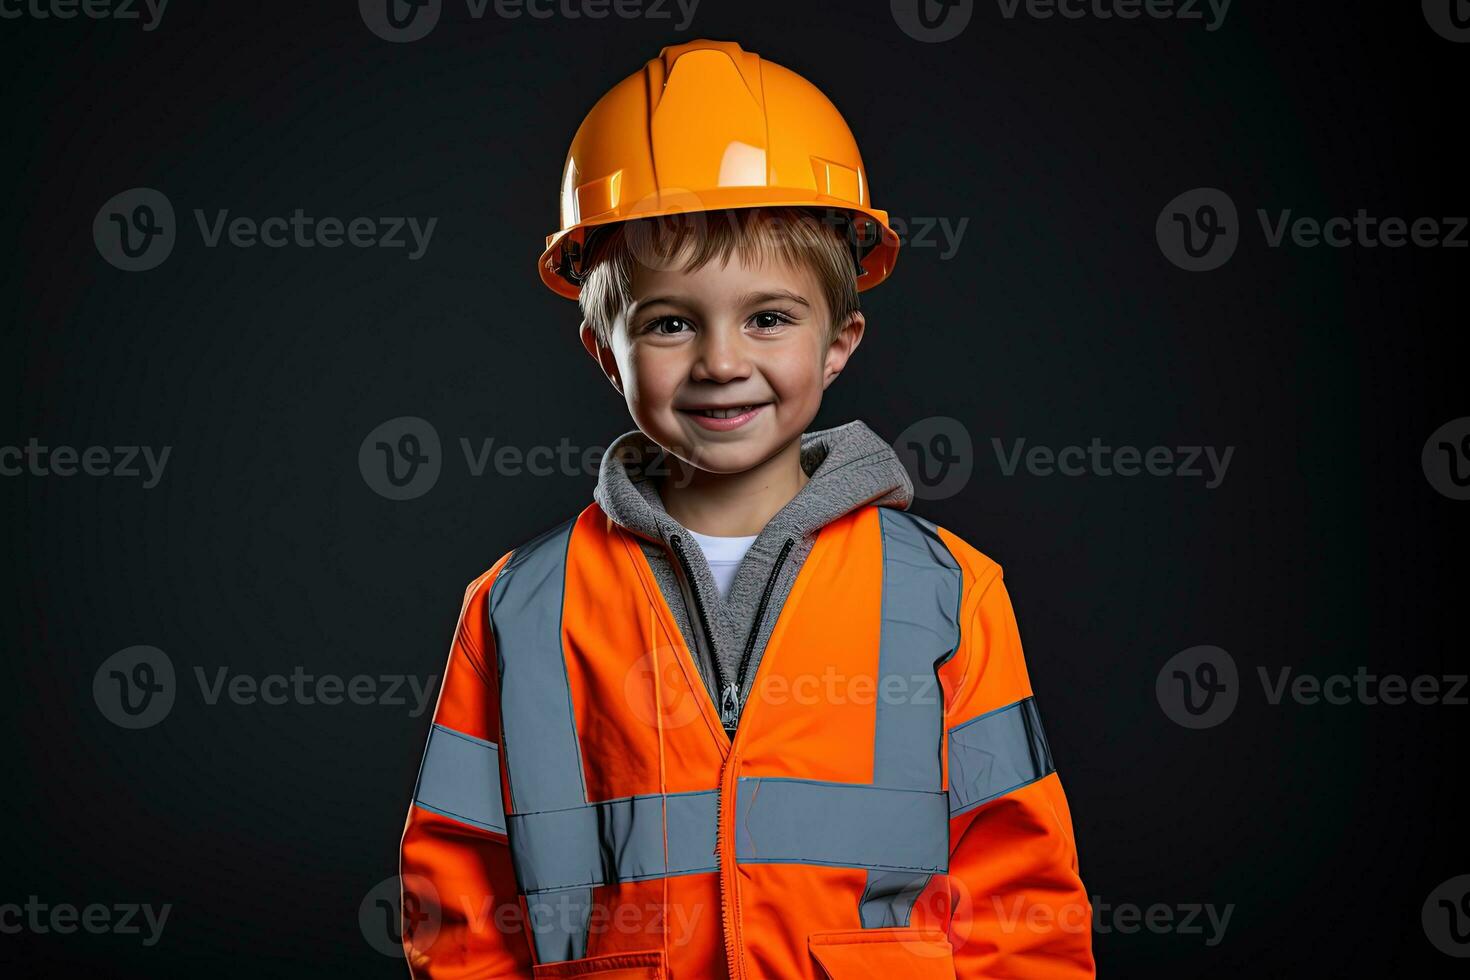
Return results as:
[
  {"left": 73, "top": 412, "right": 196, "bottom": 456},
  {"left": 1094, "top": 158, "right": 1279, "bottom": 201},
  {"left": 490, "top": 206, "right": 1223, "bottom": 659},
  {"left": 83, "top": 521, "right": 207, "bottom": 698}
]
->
[{"left": 593, "top": 419, "right": 915, "bottom": 549}]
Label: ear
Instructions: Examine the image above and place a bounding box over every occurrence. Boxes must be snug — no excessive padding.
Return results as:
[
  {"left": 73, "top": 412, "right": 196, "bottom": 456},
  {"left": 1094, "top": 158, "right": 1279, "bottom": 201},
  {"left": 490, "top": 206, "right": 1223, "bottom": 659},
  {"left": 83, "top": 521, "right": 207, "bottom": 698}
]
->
[
  {"left": 821, "top": 310, "right": 866, "bottom": 390},
  {"left": 580, "top": 318, "right": 625, "bottom": 396}
]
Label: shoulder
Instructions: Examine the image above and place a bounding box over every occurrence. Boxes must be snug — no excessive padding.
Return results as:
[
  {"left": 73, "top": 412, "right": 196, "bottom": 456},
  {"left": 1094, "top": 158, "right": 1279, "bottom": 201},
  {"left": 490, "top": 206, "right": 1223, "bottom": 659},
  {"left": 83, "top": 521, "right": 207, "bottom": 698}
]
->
[
  {"left": 460, "top": 510, "right": 587, "bottom": 609},
  {"left": 876, "top": 506, "right": 1004, "bottom": 599}
]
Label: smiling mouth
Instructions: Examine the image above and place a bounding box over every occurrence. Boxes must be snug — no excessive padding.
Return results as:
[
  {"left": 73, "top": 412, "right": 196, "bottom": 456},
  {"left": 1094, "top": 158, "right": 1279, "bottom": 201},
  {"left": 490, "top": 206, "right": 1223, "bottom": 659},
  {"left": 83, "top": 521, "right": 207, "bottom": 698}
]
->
[{"left": 682, "top": 404, "right": 766, "bottom": 419}]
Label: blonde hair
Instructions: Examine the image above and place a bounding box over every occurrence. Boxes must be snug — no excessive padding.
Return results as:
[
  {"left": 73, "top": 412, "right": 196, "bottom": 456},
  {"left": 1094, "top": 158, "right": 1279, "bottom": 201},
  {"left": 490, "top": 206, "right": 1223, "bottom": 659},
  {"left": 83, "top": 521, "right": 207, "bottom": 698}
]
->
[{"left": 577, "top": 206, "right": 862, "bottom": 348}]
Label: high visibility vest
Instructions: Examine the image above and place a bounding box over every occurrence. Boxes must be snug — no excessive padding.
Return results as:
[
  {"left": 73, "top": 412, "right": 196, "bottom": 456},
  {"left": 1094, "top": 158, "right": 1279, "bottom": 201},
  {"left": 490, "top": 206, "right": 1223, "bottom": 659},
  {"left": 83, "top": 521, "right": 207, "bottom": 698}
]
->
[{"left": 401, "top": 501, "right": 1095, "bottom": 978}]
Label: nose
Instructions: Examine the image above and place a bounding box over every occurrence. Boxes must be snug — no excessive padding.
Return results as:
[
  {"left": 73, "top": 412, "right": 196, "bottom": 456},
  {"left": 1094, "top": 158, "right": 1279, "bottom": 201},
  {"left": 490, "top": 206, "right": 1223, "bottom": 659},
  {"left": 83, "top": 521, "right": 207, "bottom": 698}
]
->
[{"left": 689, "top": 321, "right": 752, "bottom": 384}]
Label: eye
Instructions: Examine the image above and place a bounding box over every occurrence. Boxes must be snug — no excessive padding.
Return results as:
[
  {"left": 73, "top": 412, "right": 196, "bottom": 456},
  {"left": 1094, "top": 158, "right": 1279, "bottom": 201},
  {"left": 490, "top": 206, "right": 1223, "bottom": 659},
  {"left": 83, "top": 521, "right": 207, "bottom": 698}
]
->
[
  {"left": 750, "top": 310, "right": 795, "bottom": 332},
  {"left": 644, "top": 315, "right": 694, "bottom": 336}
]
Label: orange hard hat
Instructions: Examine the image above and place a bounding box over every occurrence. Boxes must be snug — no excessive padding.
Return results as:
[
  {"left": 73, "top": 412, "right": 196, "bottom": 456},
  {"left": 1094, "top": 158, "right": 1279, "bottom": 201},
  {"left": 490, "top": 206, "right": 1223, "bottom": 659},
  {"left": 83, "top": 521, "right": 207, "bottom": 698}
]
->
[{"left": 537, "top": 39, "right": 901, "bottom": 299}]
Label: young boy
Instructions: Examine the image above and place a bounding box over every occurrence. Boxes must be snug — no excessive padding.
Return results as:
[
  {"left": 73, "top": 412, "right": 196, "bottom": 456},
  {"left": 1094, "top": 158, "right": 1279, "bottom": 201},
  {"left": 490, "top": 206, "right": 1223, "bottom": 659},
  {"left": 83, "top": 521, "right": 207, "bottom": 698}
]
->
[{"left": 400, "top": 39, "right": 1094, "bottom": 979}]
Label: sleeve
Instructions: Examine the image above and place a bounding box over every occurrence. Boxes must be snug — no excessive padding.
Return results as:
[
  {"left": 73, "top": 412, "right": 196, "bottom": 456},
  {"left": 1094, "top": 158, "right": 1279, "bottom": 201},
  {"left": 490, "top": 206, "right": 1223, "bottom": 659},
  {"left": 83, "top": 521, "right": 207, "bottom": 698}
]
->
[
  {"left": 398, "top": 559, "right": 536, "bottom": 978},
  {"left": 941, "top": 566, "right": 1095, "bottom": 978}
]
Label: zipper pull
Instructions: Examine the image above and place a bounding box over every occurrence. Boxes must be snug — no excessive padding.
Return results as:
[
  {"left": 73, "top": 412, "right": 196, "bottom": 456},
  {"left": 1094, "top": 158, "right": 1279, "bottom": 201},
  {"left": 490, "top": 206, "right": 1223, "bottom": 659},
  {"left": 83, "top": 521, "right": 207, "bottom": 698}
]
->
[{"left": 719, "top": 681, "right": 740, "bottom": 732}]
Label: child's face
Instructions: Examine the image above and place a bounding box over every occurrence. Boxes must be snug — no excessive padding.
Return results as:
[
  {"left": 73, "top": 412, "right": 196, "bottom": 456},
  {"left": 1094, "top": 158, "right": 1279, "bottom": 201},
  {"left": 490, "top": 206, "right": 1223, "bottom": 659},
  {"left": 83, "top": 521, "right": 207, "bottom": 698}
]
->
[{"left": 584, "top": 246, "right": 863, "bottom": 477}]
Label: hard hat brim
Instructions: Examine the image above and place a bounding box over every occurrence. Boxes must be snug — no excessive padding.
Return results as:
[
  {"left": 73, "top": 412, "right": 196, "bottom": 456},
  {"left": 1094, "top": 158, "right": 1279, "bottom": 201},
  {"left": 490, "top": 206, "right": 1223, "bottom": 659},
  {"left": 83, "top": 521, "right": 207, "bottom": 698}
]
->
[{"left": 538, "top": 196, "right": 901, "bottom": 300}]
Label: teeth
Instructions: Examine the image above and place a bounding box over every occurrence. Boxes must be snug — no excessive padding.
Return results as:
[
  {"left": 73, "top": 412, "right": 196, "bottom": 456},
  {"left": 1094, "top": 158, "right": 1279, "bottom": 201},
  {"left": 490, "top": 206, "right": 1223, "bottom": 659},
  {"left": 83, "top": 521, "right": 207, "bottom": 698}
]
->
[{"left": 696, "top": 405, "right": 755, "bottom": 419}]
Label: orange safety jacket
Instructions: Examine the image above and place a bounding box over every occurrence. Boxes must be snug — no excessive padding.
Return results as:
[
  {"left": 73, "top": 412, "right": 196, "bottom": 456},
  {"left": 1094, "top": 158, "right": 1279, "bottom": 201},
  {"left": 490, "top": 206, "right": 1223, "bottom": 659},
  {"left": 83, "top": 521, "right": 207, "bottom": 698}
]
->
[{"left": 400, "top": 501, "right": 1095, "bottom": 978}]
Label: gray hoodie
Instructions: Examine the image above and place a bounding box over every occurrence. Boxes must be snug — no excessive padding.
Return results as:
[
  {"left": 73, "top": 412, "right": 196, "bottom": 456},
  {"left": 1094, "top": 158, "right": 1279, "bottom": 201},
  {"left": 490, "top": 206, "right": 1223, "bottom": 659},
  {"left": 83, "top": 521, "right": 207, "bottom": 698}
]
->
[{"left": 592, "top": 419, "right": 915, "bottom": 736}]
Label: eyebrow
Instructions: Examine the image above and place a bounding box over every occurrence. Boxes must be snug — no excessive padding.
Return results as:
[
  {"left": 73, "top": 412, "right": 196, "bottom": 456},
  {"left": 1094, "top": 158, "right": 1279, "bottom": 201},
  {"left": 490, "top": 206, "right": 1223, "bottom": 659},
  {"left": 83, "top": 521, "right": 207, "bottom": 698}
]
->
[
  {"left": 736, "top": 289, "right": 810, "bottom": 308},
  {"left": 632, "top": 289, "right": 811, "bottom": 314}
]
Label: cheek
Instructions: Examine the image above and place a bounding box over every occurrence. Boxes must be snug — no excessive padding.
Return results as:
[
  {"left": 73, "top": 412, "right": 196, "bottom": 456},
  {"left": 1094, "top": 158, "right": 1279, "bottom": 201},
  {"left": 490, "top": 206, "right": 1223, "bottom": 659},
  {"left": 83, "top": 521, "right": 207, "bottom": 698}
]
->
[
  {"left": 766, "top": 338, "right": 828, "bottom": 401},
  {"left": 623, "top": 345, "right": 681, "bottom": 409}
]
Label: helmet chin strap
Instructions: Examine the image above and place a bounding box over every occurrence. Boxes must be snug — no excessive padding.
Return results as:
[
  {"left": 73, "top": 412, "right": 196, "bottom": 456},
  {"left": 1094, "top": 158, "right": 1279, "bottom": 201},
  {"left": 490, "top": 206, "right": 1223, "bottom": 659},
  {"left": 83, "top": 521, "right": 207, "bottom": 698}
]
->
[{"left": 554, "top": 236, "right": 589, "bottom": 286}]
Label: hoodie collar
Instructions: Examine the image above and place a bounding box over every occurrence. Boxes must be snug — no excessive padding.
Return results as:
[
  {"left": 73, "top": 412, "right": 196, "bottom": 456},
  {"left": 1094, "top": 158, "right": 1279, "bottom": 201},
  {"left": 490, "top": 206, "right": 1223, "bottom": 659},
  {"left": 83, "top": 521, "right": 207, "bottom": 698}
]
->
[{"left": 593, "top": 419, "right": 914, "bottom": 548}]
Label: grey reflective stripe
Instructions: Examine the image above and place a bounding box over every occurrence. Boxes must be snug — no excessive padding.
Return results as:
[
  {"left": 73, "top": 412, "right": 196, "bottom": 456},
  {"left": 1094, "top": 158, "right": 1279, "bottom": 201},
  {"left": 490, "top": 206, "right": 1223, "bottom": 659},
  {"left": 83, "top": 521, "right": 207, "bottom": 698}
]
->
[
  {"left": 491, "top": 517, "right": 585, "bottom": 816},
  {"left": 413, "top": 724, "right": 506, "bottom": 834},
  {"left": 490, "top": 510, "right": 970, "bottom": 958},
  {"left": 861, "top": 510, "right": 961, "bottom": 925},
  {"left": 490, "top": 518, "right": 590, "bottom": 963},
  {"left": 734, "top": 777, "right": 948, "bottom": 873},
  {"left": 874, "top": 510, "right": 962, "bottom": 792},
  {"left": 860, "top": 870, "right": 933, "bottom": 928},
  {"left": 948, "top": 696, "right": 1055, "bottom": 816},
  {"left": 526, "top": 890, "right": 592, "bottom": 963},
  {"left": 508, "top": 790, "right": 719, "bottom": 894}
]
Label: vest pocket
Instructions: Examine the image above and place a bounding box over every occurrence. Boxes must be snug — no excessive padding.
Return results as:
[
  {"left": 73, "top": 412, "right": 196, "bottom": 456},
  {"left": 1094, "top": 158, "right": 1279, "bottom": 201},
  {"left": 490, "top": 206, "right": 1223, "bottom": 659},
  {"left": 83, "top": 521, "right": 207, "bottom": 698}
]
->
[
  {"left": 530, "top": 948, "right": 667, "bottom": 978},
  {"left": 808, "top": 928, "right": 956, "bottom": 979}
]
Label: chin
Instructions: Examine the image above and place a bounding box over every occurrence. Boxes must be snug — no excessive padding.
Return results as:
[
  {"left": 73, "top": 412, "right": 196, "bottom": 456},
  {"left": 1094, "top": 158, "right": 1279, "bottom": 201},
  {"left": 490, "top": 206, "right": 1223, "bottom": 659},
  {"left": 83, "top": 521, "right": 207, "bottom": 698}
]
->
[{"left": 671, "top": 439, "right": 767, "bottom": 475}]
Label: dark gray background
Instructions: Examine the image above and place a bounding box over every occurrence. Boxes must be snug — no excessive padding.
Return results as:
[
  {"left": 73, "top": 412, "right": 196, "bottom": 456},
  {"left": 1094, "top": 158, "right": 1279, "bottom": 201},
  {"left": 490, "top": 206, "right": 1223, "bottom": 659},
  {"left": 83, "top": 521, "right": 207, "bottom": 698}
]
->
[{"left": 2, "top": 0, "right": 1467, "bottom": 975}]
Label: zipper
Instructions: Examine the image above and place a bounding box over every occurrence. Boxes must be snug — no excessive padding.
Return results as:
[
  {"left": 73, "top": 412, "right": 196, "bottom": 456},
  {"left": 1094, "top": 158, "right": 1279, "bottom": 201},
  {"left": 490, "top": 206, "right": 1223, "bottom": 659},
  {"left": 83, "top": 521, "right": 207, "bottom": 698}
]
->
[
  {"left": 669, "top": 532, "right": 797, "bottom": 980},
  {"left": 669, "top": 534, "right": 731, "bottom": 726},
  {"left": 669, "top": 533, "right": 797, "bottom": 739},
  {"left": 732, "top": 536, "right": 795, "bottom": 711}
]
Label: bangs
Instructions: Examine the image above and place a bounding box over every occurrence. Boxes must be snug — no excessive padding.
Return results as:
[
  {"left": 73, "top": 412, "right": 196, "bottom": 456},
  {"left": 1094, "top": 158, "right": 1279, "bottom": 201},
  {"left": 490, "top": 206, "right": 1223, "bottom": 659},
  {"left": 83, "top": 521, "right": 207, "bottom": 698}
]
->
[{"left": 578, "top": 206, "right": 861, "bottom": 346}]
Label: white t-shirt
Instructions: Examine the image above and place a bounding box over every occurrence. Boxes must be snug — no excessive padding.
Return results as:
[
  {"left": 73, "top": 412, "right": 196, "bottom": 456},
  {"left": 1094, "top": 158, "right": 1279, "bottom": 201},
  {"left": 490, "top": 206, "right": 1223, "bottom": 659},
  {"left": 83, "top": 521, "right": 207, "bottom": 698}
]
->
[{"left": 685, "top": 528, "right": 759, "bottom": 601}]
